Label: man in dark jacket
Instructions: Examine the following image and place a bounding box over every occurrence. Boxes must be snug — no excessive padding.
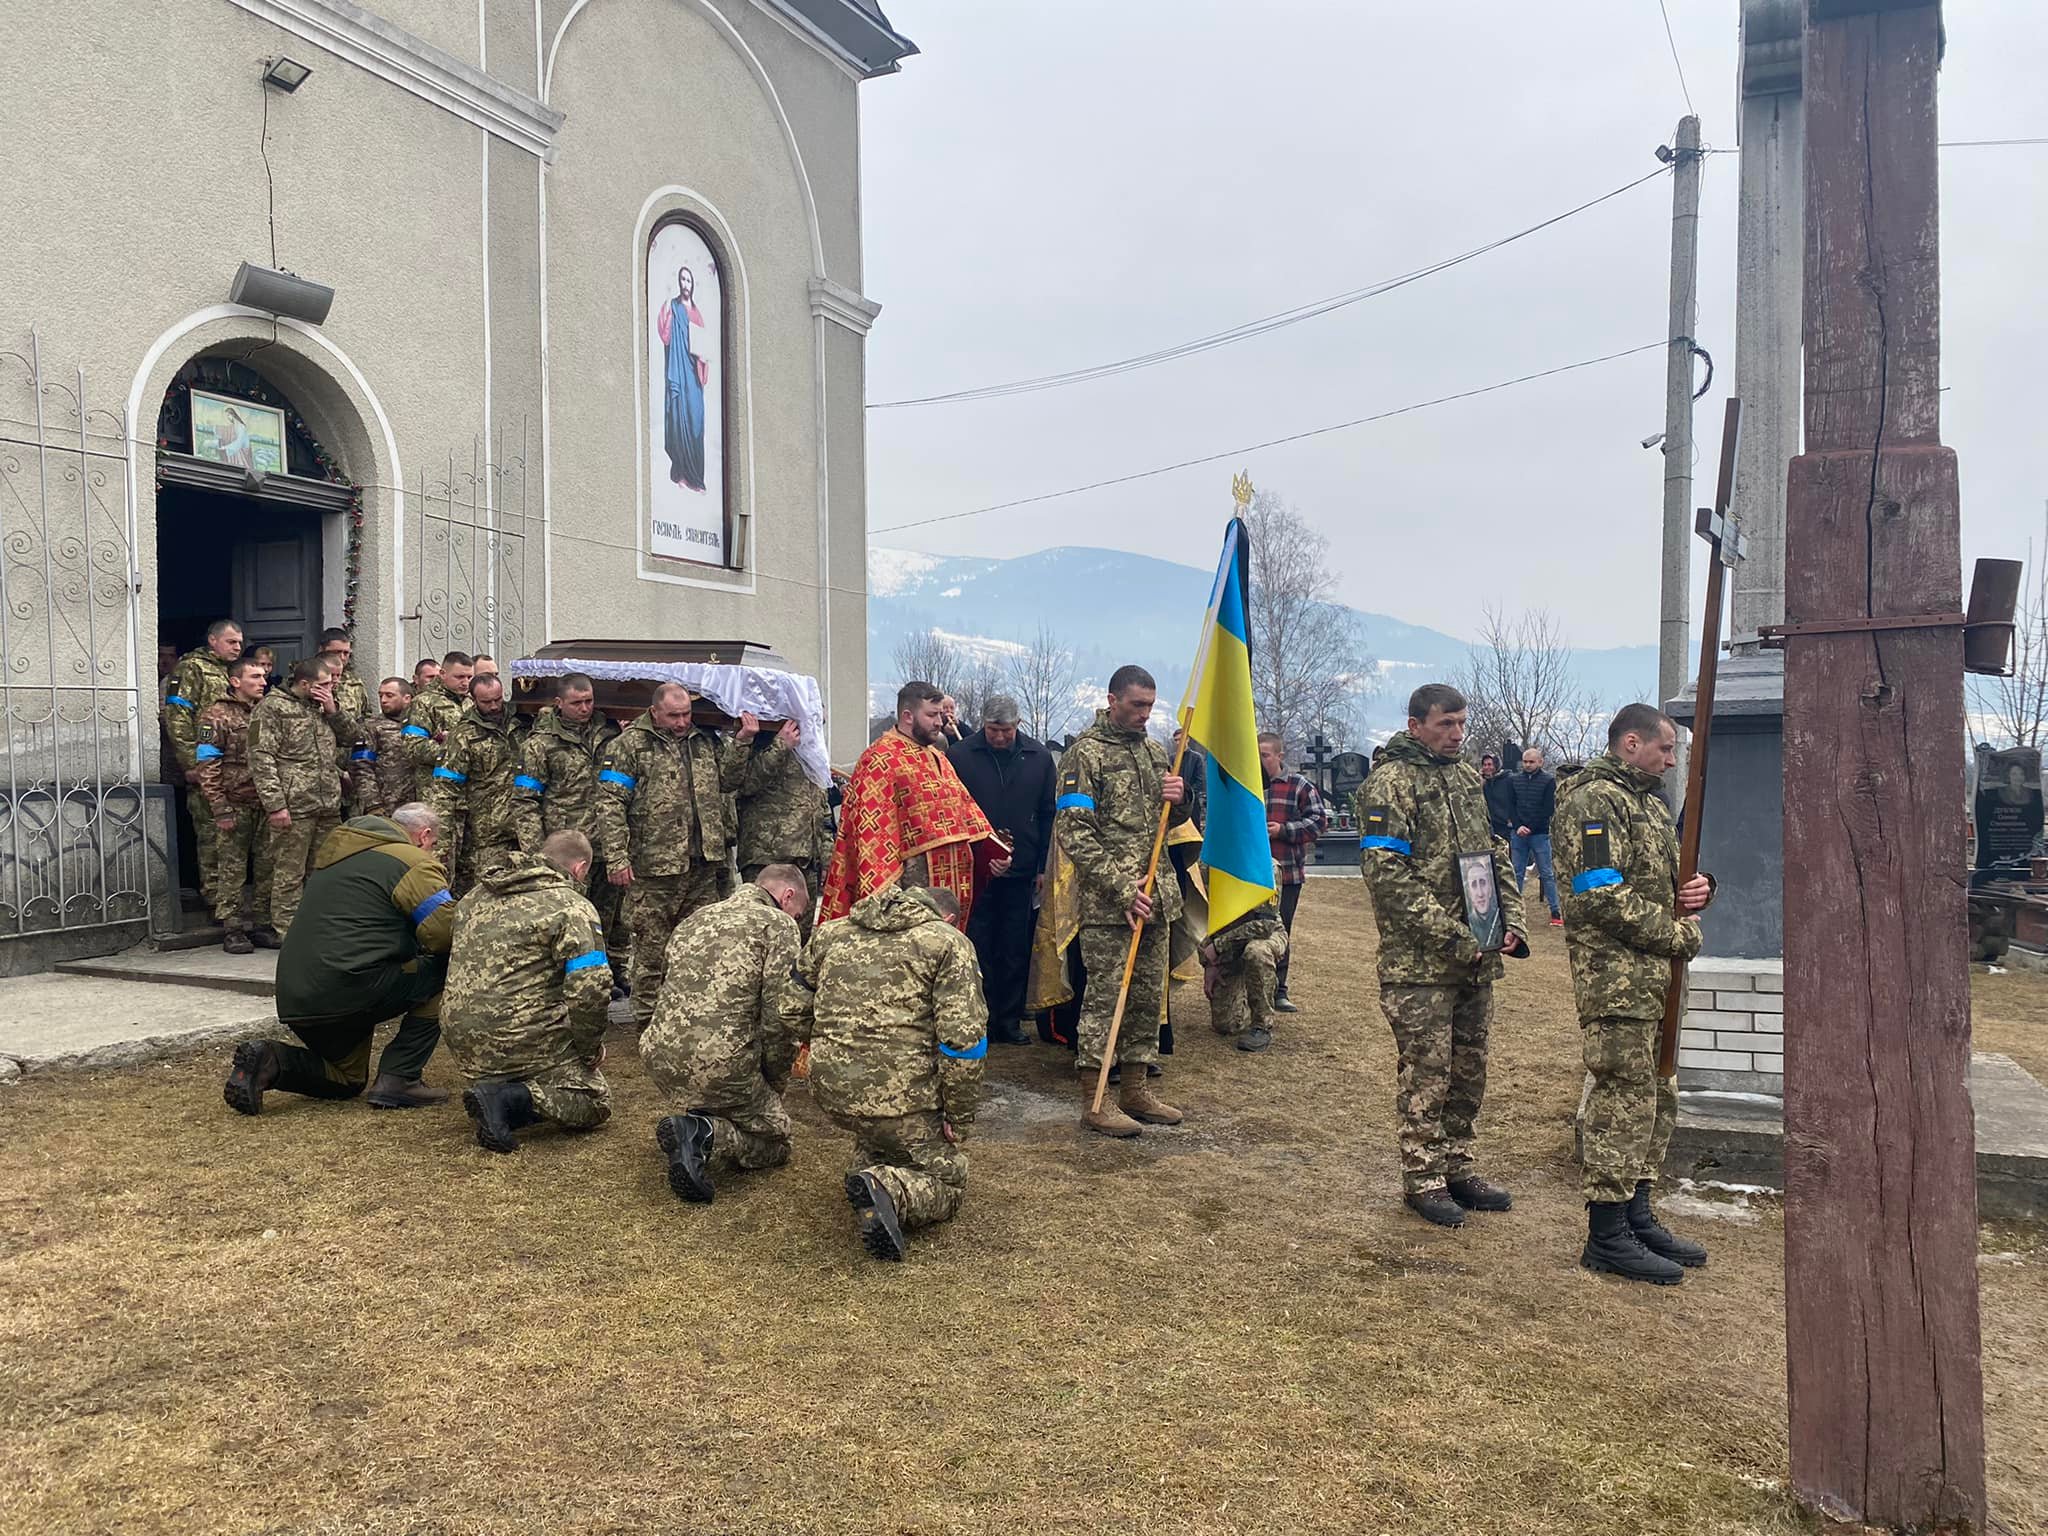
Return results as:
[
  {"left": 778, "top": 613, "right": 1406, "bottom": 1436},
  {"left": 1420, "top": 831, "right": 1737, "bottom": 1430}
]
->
[
  {"left": 1480, "top": 754, "right": 1515, "bottom": 844},
  {"left": 221, "top": 804, "right": 457, "bottom": 1115},
  {"left": 948, "top": 696, "right": 1056, "bottom": 1045},
  {"left": 1507, "top": 746, "right": 1561, "bottom": 925}
]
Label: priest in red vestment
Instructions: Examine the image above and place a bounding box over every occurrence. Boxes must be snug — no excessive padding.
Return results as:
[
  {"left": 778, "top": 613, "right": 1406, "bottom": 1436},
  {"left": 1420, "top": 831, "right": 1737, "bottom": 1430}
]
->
[{"left": 822, "top": 681, "right": 1001, "bottom": 928}]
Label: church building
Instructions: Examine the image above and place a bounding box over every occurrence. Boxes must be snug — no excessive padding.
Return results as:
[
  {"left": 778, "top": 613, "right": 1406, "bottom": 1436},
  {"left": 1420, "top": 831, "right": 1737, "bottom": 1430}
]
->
[{"left": 0, "top": 0, "right": 914, "bottom": 969}]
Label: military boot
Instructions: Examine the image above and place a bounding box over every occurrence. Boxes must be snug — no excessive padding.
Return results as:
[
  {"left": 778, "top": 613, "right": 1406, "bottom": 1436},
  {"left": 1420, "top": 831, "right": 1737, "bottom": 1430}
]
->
[
  {"left": 845, "top": 1171, "right": 905, "bottom": 1262},
  {"left": 1448, "top": 1175, "right": 1514, "bottom": 1213},
  {"left": 1236, "top": 1026, "right": 1272, "bottom": 1053},
  {"left": 1119, "top": 1074, "right": 1183, "bottom": 1126},
  {"left": 222, "top": 925, "right": 254, "bottom": 956},
  {"left": 247, "top": 925, "right": 283, "bottom": 950},
  {"left": 1581, "top": 1200, "right": 1684, "bottom": 1285},
  {"left": 1627, "top": 1179, "right": 1707, "bottom": 1268},
  {"left": 656, "top": 1113, "right": 716, "bottom": 1204},
  {"left": 464, "top": 1079, "right": 537, "bottom": 1153},
  {"left": 367, "top": 1074, "right": 449, "bottom": 1110},
  {"left": 1404, "top": 1187, "right": 1466, "bottom": 1228},
  {"left": 1081, "top": 1079, "right": 1142, "bottom": 1138},
  {"left": 222, "top": 1040, "right": 280, "bottom": 1116}
]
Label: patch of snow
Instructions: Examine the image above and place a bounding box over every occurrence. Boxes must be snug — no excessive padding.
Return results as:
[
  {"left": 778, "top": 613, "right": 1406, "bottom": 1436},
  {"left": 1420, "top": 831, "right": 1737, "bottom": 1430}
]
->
[
  {"left": 939, "top": 586, "right": 962, "bottom": 599},
  {"left": 1661, "top": 1190, "right": 1762, "bottom": 1227},
  {"left": 931, "top": 628, "right": 1027, "bottom": 661},
  {"left": 867, "top": 547, "right": 941, "bottom": 597}
]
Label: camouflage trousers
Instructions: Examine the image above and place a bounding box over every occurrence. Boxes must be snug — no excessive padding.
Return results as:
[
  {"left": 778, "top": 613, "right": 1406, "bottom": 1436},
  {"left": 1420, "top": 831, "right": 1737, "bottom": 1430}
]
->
[
  {"left": 1379, "top": 981, "right": 1493, "bottom": 1195},
  {"left": 831, "top": 1108, "right": 967, "bottom": 1231},
  {"left": 1579, "top": 1014, "right": 1677, "bottom": 1204},
  {"left": 640, "top": 1034, "right": 791, "bottom": 1172},
  {"left": 742, "top": 861, "right": 819, "bottom": 941},
  {"left": 265, "top": 811, "right": 341, "bottom": 935},
  {"left": 1209, "top": 930, "right": 1287, "bottom": 1037},
  {"left": 625, "top": 862, "right": 728, "bottom": 1031},
  {"left": 204, "top": 804, "right": 274, "bottom": 930},
  {"left": 526, "top": 1061, "right": 613, "bottom": 1132},
  {"left": 1076, "top": 922, "right": 1169, "bottom": 1071}
]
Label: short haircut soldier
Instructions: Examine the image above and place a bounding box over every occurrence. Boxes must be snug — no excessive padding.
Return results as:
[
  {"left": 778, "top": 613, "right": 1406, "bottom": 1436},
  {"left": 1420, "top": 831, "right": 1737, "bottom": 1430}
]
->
[
  {"left": 289, "top": 657, "right": 326, "bottom": 686},
  {"left": 381, "top": 675, "right": 413, "bottom": 694},
  {"left": 557, "top": 671, "right": 595, "bottom": 697},
  {"left": 1607, "top": 703, "right": 1674, "bottom": 750},
  {"left": 206, "top": 617, "right": 242, "bottom": 641},
  {"left": 318, "top": 627, "right": 350, "bottom": 647},
  {"left": 441, "top": 650, "right": 474, "bottom": 669},
  {"left": 472, "top": 674, "right": 504, "bottom": 698},
  {"left": 229, "top": 657, "right": 267, "bottom": 679},
  {"left": 540, "top": 828, "right": 593, "bottom": 870},
  {"left": 1407, "top": 683, "right": 1466, "bottom": 722},
  {"left": 1108, "top": 664, "right": 1156, "bottom": 697},
  {"left": 754, "top": 862, "right": 808, "bottom": 900}
]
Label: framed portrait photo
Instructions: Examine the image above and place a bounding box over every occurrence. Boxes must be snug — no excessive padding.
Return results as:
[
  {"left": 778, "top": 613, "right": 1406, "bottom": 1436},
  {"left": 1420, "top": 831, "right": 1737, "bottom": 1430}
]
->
[
  {"left": 190, "top": 389, "right": 286, "bottom": 476},
  {"left": 1457, "top": 850, "right": 1507, "bottom": 953}
]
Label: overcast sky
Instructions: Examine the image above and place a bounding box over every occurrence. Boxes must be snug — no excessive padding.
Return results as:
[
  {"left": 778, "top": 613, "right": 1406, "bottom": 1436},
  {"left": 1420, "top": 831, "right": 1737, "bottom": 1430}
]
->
[{"left": 858, "top": 1, "right": 2048, "bottom": 651}]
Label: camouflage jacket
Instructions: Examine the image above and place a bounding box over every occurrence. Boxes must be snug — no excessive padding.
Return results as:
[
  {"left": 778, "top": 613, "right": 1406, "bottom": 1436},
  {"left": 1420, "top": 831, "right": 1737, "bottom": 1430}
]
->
[
  {"left": 788, "top": 886, "right": 987, "bottom": 1128},
  {"left": 1054, "top": 712, "right": 1190, "bottom": 928},
  {"left": 735, "top": 738, "right": 829, "bottom": 868},
  {"left": 247, "top": 687, "right": 345, "bottom": 817},
  {"left": 429, "top": 704, "right": 524, "bottom": 852},
  {"left": 514, "top": 706, "right": 622, "bottom": 853},
  {"left": 195, "top": 696, "right": 260, "bottom": 809},
  {"left": 401, "top": 680, "right": 466, "bottom": 771},
  {"left": 1207, "top": 901, "right": 1285, "bottom": 969},
  {"left": 353, "top": 713, "right": 420, "bottom": 818},
  {"left": 164, "top": 648, "right": 233, "bottom": 774},
  {"left": 593, "top": 712, "right": 749, "bottom": 876},
  {"left": 1555, "top": 752, "right": 1703, "bottom": 1020},
  {"left": 328, "top": 666, "right": 370, "bottom": 754},
  {"left": 1355, "top": 730, "right": 1524, "bottom": 985},
  {"left": 641, "top": 884, "right": 805, "bottom": 1092},
  {"left": 443, "top": 854, "right": 612, "bottom": 1081}
]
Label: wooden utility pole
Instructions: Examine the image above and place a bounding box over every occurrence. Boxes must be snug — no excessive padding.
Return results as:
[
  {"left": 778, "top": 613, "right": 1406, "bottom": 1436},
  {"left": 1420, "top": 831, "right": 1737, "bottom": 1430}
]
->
[
  {"left": 1780, "top": 1, "right": 1987, "bottom": 1529},
  {"left": 1659, "top": 113, "right": 1703, "bottom": 782}
]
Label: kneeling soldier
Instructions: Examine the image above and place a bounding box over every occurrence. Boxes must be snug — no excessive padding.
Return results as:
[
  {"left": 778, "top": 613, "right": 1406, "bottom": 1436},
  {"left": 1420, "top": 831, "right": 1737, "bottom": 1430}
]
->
[
  {"left": 789, "top": 886, "right": 986, "bottom": 1262},
  {"left": 445, "top": 830, "right": 615, "bottom": 1153},
  {"left": 1555, "top": 704, "right": 1714, "bottom": 1285},
  {"left": 642, "top": 864, "right": 813, "bottom": 1203},
  {"left": 1202, "top": 900, "right": 1288, "bottom": 1053}
]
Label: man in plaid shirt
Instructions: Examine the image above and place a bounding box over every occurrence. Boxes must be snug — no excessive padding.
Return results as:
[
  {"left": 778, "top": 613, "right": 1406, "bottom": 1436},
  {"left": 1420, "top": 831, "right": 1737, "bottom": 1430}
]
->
[{"left": 1259, "top": 733, "right": 1329, "bottom": 1013}]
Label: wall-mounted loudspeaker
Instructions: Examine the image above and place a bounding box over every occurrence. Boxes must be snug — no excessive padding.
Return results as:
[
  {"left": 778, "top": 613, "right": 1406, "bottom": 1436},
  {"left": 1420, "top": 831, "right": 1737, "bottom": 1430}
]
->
[{"left": 229, "top": 262, "right": 335, "bottom": 326}]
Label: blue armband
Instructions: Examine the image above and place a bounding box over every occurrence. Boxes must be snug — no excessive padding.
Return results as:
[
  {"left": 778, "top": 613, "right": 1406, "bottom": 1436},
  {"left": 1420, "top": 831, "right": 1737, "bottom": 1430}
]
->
[
  {"left": 563, "top": 950, "right": 607, "bottom": 974},
  {"left": 352, "top": 748, "right": 378, "bottom": 762},
  {"left": 598, "top": 769, "right": 637, "bottom": 790},
  {"left": 194, "top": 744, "right": 223, "bottom": 762},
  {"left": 1359, "top": 835, "right": 1412, "bottom": 855},
  {"left": 432, "top": 765, "right": 467, "bottom": 783},
  {"left": 165, "top": 694, "right": 194, "bottom": 710},
  {"left": 513, "top": 775, "right": 544, "bottom": 793},
  {"left": 1055, "top": 793, "right": 1094, "bottom": 812},
  {"left": 1571, "top": 869, "right": 1624, "bottom": 893},
  {"left": 401, "top": 724, "right": 431, "bottom": 739},
  {"left": 410, "top": 888, "right": 454, "bottom": 926},
  {"left": 938, "top": 1037, "right": 988, "bottom": 1062}
]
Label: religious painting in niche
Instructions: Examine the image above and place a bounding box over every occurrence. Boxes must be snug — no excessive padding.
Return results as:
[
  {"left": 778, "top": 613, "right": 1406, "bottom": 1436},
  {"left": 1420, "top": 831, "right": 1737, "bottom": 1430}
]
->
[
  {"left": 1973, "top": 744, "right": 2043, "bottom": 873},
  {"left": 646, "top": 217, "right": 728, "bottom": 566},
  {"left": 191, "top": 389, "right": 286, "bottom": 476}
]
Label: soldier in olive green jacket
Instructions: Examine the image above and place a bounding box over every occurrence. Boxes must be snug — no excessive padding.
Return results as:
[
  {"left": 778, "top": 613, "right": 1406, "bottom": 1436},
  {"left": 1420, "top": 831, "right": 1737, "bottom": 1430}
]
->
[
  {"left": 248, "top": 658, "right": 346, "bottom": 935},
  {"left": 427, "top": 676, "right": 523, "bottom": 893},
  {"left": 400, "top": 651, "right": 474, "bottom": 771},
  {"left": 734, "top": 720, "right": 830, "bottom": 938},
  {"left": 512, "top": 674, "right": 623, "bottom": 959},
  {"left": 1355, "top": 683, "right": 1525, "bottom": 1229},
  {"left": 786, "top": 884, "right": 987, "bottom": 1262},
  {"left": 1051, "top": 668, "right": 1191, "bottom": 1138},
  {"left": 164, "top": 619, "right": 245, "bottom": 879},
  {"left": 1554, "top": 704, "right": 1715, "bottom": 1285},
  {"left": 445, "top": 831, "right": 615, "bottom": 1154}
]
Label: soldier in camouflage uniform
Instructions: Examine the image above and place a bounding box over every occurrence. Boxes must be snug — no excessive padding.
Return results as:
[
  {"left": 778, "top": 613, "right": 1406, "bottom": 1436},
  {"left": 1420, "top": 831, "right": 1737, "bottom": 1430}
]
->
[
  {"left": 594, "top": 683, "right": 760, "bottom": 1031},
  {"left": 163, "top": 618, "right": 245, "bottom": 884},
  {"left": 427, "top": 674, "right": 523, "bottom": 894},
  {"left": 787, "top": 884, "right": 987, "bottom": 1262},
  {"left": 512, "top": 673, "right": 623, "bottom": 959},
  {"left": 1555, "top": 704, "right": 1715, "bottom": 1285},
  {"left": 1357, "top": 682, "right": 1526, "bottom": 1228},
  {"left": 1052, "top": 666, "right": 1191, "bottom": 1137},
  {"left": 445, "top": 830, "right": 616, "bottom": 1153},
  {"left": 1201, "top": 900, "right": 1288, "bottom": 1052},
  {"left": 401, "top": 650, "right": 474, "bottom": 774},
  {"left": 641, "top": 865, "right": 813, "bottom": 1202},
  {"left": 316, "top": 629, "right": 372, "bottom": 808},
  {"left": 194, "top": 656, "right": 276, "bottom": 953},
  {"left": 735, "top": 719, "right": 829, "bottom": 938},
  {"left": 353, "top": 677, "right": 419, "bottom": 817},
  {"left": 248, "top": 657, "right": 346, "bottom": 935}
]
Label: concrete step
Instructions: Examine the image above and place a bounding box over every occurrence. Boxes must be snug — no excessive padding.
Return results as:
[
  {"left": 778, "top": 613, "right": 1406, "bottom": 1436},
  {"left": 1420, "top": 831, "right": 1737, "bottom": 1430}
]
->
[
  {"left": 54, "top": 944, "right": 277, "bottom": 997},
  {"left": 0, "top": 970, "right": 278, "bottom": 1073},
  {"left": 1667, "top": 1051, "right": 2048, "bottom": 1223}
]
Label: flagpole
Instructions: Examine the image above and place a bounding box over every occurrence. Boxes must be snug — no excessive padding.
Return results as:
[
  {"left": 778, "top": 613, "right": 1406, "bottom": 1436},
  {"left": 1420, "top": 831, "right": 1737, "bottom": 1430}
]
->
[{"left": 1090, "top": 488, "right": 1248, "bottom": 1114}]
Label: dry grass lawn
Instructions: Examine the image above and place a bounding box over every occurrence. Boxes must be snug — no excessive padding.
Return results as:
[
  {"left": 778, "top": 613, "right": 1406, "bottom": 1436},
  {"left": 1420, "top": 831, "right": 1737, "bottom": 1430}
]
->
[{"left": 2, "top": 879, "right": 2044, "bottom": 1535}]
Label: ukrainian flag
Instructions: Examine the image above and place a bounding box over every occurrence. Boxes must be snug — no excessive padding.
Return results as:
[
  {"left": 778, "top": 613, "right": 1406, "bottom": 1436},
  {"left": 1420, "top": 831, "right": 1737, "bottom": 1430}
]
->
[{"left": 1185, "top": 519, "right": 1276, "bottom": 934}]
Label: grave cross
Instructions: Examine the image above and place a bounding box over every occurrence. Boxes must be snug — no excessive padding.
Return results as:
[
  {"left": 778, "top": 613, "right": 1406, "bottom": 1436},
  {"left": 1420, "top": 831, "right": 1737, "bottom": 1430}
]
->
[{"left": 1304, "top": 731, "right": 1335, "bottom": 801}]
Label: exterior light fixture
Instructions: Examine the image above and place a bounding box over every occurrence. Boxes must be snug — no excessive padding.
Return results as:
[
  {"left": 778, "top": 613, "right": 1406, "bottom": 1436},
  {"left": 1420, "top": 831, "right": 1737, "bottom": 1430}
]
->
[{"left": 262, "top": 56, "right": 313, "bottom": 92}]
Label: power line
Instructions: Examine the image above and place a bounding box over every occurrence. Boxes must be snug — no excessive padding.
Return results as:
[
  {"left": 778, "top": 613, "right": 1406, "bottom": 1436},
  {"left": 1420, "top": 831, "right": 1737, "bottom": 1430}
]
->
[
  {"left": 868, "top": 166, "right": 1672, "bottom": 410},
  {"left": 1656, "top": 0, "right": 1697, "bottom": 118},
  {"left": 869, "top": 340, "right": 1667, "bottom": 537},
  {"left": 1941, "top": 136, "right": 2048, "bottom": 147}
]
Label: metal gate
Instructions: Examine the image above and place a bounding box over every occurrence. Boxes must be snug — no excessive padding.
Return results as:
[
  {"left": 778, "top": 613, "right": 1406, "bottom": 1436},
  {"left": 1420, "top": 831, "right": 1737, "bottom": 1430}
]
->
[
  {"left": 409, "top": 418, "right": 534, "bottom": 665},
  {"left": 0, "top": 332, "right": 151, "bottom": 938}
]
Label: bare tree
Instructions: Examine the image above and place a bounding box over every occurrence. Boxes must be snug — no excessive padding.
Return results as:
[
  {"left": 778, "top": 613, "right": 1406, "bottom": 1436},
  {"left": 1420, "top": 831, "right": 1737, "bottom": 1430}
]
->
[
  {"left": 1970, "top": 517, "right": 2048, "bottom": 747},
  {"left": 1006, "top": 624, "right": 1081, "bottom": 742},
  {"left": 1243, "top": 488, "right": 1374, "bottom": 751},
  {"left": 891, "top": 629, "right": 965, "bottom": 700},
  {"left": 1457, "top": 607, "right": 1608, "bottom": 763},
  {"left": 952, "top": 658, "right": 1007, "bottom": 732}
]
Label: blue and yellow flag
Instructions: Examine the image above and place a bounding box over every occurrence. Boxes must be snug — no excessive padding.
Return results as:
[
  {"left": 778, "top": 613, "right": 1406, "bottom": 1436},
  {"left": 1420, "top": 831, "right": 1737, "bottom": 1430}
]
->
[{"left": 1185, "top": 519, "right": 1276, "bottom": 934}]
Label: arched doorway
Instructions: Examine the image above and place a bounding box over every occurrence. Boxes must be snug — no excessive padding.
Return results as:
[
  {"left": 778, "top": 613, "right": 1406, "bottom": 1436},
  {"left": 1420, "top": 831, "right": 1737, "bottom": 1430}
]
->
[{"left": 152, "top": 357, "right": 359, "bottom": 676}]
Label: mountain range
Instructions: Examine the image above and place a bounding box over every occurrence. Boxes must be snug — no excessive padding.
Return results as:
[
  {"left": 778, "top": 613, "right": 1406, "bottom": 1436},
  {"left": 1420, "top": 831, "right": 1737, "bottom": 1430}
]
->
[{"left": 866, "top": 545, "right": 1658, "bottom": 744}]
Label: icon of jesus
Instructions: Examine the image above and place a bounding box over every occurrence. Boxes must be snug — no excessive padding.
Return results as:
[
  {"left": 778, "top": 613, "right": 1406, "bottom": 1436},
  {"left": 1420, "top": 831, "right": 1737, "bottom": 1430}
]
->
[{"left": 657, "top": 265, "right": 709, "bottom": 492}]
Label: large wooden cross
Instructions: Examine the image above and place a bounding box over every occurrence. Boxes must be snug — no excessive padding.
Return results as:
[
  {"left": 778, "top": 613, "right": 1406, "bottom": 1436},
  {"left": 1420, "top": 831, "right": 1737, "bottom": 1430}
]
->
[{"left": 1781, "top": 2, "right": 1986, "bottom": 1527}]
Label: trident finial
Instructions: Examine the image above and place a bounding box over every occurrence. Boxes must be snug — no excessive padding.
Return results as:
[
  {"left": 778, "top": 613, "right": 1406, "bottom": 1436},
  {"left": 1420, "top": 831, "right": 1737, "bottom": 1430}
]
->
[{"left": 1231, "top": 470, "right": 1255, "bottom": 512}]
